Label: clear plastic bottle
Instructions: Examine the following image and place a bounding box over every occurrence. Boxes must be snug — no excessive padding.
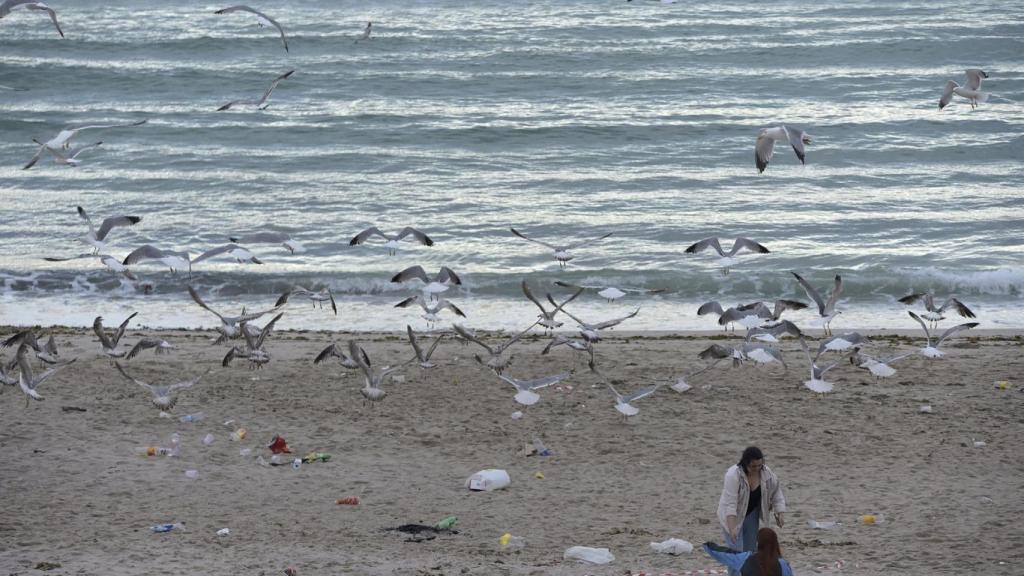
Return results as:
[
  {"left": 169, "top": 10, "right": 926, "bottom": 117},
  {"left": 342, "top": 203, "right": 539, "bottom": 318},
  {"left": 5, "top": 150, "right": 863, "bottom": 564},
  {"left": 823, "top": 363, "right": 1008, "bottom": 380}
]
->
[
  {"left": 292, "top": 458, "right": 302, "bottom": 470},
  {"left": 202, "top": 434, "right": 215, "bottom": 446},
  {"left": 230, "top": 427, "right": 247, "bottom": 442},
  {"left": 134, "top": 446, "right": 175, "bottom": 457},
  {"left": 169, "top": 433, "right": 181, "bottom": 457},
  {"left": 499, "top": 533, "right": 526, "bottom": 551},
  {"left": 179, "top": 412, "right": 205, "bottom": 423}
]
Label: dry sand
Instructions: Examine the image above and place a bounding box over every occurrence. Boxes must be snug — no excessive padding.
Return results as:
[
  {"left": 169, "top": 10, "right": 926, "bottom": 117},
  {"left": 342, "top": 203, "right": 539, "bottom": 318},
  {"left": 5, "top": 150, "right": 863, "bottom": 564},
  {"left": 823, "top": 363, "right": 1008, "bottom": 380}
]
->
[{"left": 1, "top": 326, "right": 1022, "bottom": 576}]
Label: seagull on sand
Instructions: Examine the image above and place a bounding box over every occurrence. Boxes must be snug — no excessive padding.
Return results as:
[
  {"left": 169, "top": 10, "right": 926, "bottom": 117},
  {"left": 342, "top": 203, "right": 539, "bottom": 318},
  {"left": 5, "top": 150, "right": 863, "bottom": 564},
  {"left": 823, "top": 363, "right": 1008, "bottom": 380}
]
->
[
  {"left": 497, "top": 371, "right": 571, "bottom": 406},
  {"left": 395, "top": 294, "right": 465, "bottom": 326},
  {"left": 898, "top": 292, "right": 975, "bottom": 329},
  {"left": 314, "top": 342, "right": 368, "bottom": 370},
  {"left": 391, "top": 265, "right": 462, "bottom": 299},
  {"left": 907, "top": 311, "right": 979, "bottom": 359},
  {"left": 511, "top": 227, "right": 612, "bottom": 268},
  {"left": 452, "top": 322, "right": 537, "bottom": 374},
  {"left": 44, "top": 253, "right": 138, "bottom": 281},
  {"left": 93, "top": 313, "right": 138, "bottom": 360},
  {"left": 228, "top": 231, "right": 304, "bottom": 254},
  {"left": 191, "top": 244, "right": 264, "bottom": 266},
  {"left": 115, "top": 361, "right": 207, "bottom": 410},
  {"left": 685, "top": 237, "right": 769, "bottom": 274},
  {"left": 405, "top": 325, "right": 444, "bottom": 369},
  {"left": 349, "top": 341, "right": 402, "bottom": 405},
  {"left": 126, "top": 338, "right": 175, "bottom": 360},
  {"left": 523, "top": 280, "right": 583, "bottom": 331},
  {"left": 15, "top": 345, "right": 75, "bottom": 403},
  {"left": 939, "top": 69, "right": 989, "bottom": 110},
  {"left": 798, "top": 336, "right": 845, "bottom": 393},
  {"left": 792, "top": 272, "right": 843, "bottom": 335},
  {"left": 554, "top": 281, "right": 664, "bottom": 303},
  {"left": 32, "top": 140, "right": 102, "bottom": 167},
  {"left": 223, "top": 313, "right": 284, "bottom": 370},
  {"left": 350, "top": 226, "right": 433, "bottom": 255},
  {"left": 276, "top": 286, "right": 337, "bottom": 315},
  {"left": 0, "top": 0, "right": 64, "bottom": 38},
  {"left": 123, "top": 245, "right": 191, "bottom": 277},
  {"left": 24, "top": 120, "right": 146, "bottom": 169},
  {"left": 214, "top": 5, "right": 289, "bottom": 52},
  {"left": 217, "top": 70, "right": 294, "bottom": 111},
  {"left": 188, "top": 285, "right": 282, "bottom": 343},
  {"left": 755, "top": 126, "right": 812, "bottom": 173},
  {"left": 74, "top": 206, "right": 142, "bottom": 254}
]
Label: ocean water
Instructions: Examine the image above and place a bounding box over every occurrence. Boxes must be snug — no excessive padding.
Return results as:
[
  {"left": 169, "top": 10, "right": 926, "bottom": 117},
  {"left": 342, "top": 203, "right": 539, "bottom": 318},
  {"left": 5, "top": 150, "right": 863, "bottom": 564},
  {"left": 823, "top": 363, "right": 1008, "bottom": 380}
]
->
[{"left": 1, "top": 0, "right": 1022, "bottom": 332}]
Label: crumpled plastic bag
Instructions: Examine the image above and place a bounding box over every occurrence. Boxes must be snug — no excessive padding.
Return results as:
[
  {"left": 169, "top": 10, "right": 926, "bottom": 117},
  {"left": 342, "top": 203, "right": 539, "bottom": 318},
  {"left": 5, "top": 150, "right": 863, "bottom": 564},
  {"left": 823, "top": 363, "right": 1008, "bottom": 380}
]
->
[
  {"left": 649, "top": 538, "right": 694, "bottom": 555},
  {"left": 563, "top": 546, "right": 615, "bottom": 564}
]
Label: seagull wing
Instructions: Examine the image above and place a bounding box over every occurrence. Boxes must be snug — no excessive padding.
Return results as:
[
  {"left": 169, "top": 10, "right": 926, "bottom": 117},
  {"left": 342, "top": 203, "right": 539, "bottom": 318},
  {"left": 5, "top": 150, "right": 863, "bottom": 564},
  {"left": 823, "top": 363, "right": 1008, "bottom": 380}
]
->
[
  {"left": 522, "top": 372, "right": 572, "bottom": 391},
  {"left": 348, "top": 341, "right": 373, "bottom": 380},
  {"left": 392, "top": 265, "right": 429, "bottom": 284},
  {"left": 784, "top": 126, "right": 808, "bottom": 164},
  {"left": 26, "top": 3, "right": 63, "bottom": 37},
  {"left": 499, "top": 320, "right": 540, "bottom": 351},
  {"left": 255, "top": 312, "right": 284, "bottom": 349},
  {"left": 685, "top": 237, "right": 725, "bottom": 256},
  {"left": 256, "top": 70, "right": 294, "bottom": 106},
  {"left": 623, "top": 383, "right": 659, "bottom": 403},
  {"left": 907, "top": 311, "right": 932, "bottom": 343},
  {"left": 350, "top": 226, "right": 387, "bottom": 245},
  {"left": 23, "top": 144, "right": 45, "bottom": 170},
  {"left": 31, "top": 359, "right": 76, "bottom": 389},
  {"left": 729, "top": 237, "right": 770, "bottom": 256},
  {"left": 95, "top": 215, "right": 141, "bottom": 242},
  {"left": 187, "top": 285, "right": 227, "bottom": 322},
  {"left": 114, "top": 361, "right": 152, "bottom": 391},
  {"left": 123, "top": 244, "right": 167, "bottom": 265},
  {"left": 897, "top": 292, "right": 925, "bottom": 305},
  {"left": 113, "top": 312, "right": 139, "bottom": 346},
  {"left": 424, "top": 334, "right": 444, "bottom": 360},
  {"left": 394, "top": 227, "right": 434, "bottom": 246},
  {"left": 792, "top": 272, "right": 826, "bottom": 315},
  {"left": 823, "top": 275, "right": 843, "bottom": 314},
  {"left": 394, "top": 295, "right": 426, "bottom": 311},
  {"left": 698, "top": 344, "right": 735, "bottom": 361},
  {"left": 452, "top": 324, "right": 493, "bottom": 354},
  {"left": 313, "top": 343, "right": 340, "bottom": 364},
  {"left": 564, "top": 231, "right": 613, "bottom": 250},
  {"left": 406, "top": 325, "right": 424, "bottom": 360},
  {"left": 127, "top": 338, "right": 159, "bottom": 360},
  {"left": 216, "top": 5, "right": 288, "bottom": 52},
  {"left": 437, "top": 266, "right": 461, "bottom": 285},
  {"left": 755, "top": 133, "right": 776, "bottom": 173},
  {"left": 697, "top": 301, "right": 724, "bottom": 316},
  {"left": 191, "top": 244, "right": 235, "bottom": 265},
  {"left": 591, "top": 308, "right": 639, "bottom": 330},
  {"left": 92, "top": 316, "right": 114, "bottom": 350},
  {"left": 169, "top": 369, "right": 209, "bottom": 392},
  {"left": 937, "top": 296, "right": 976, "bottom": 318},
  {"left": 939, "top": 80, "right": 957, "bottom": 110},
  {"left": 66, "top": 141, "right": 103, "bottom": 161},
  {"left": 230, "top": 231, "right": 289, "bottom": 244},
  {"left": 510, "top": 227, "right": 556, "bottom": 250},
  {"left": 935, "top": 322, "right": 979, "bottom": 347},
  {"left": 964, "top": 69, "right": 986, "bottom": 91},
  {"left": 521, "top": 280, "right": 549, "bottom": 314},
  {"left": 437, "top": 299, "right": 466, "bottom": 317}
]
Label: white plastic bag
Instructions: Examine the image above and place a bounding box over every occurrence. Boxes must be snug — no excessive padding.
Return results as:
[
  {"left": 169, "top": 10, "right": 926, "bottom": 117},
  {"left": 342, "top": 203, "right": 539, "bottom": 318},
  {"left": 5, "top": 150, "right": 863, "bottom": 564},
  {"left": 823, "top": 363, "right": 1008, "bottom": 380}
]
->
[
  {"left": 649, "top": 538, "right": 694, "bottom": 555},
  {"left": 563, "top": 546, "right": 615, "bottom": 564},
  {"left": 465, "top": 469, "right": 511, "bottom": 491}
]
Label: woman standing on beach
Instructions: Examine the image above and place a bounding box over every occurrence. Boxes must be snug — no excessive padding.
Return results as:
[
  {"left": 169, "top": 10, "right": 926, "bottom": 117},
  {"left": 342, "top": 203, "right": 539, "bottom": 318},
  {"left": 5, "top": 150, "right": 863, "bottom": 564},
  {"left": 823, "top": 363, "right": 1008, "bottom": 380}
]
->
[
  {"left": 703, "top": 527, "right": 794, "bottom": 576},
  {"left": 717, "top": 446, "right": 786, "bottom": 574}
]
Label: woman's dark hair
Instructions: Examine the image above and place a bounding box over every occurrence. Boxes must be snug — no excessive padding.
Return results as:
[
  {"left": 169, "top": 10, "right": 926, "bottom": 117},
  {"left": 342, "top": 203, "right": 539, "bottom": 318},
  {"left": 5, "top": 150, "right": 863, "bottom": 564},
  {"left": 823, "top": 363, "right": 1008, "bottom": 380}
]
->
[
  {"left": 738, "top": 446, "right": 764, "bottom": 473},
  {"left": 755, "top": 527, "right": 782, "bottom": 576}
]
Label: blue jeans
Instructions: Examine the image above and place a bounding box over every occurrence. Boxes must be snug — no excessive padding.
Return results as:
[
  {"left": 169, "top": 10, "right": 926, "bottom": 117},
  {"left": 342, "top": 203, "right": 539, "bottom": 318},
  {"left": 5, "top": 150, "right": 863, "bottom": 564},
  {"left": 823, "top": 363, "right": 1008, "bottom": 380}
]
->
[{"left": 722, "top": 509, "right": 759, "bottom": 576}]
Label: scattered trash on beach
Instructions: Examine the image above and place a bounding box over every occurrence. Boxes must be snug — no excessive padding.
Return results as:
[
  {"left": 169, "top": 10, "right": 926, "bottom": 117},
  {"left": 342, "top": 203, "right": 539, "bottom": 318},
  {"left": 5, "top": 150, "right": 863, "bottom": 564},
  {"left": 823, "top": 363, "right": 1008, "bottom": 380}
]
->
[
  {"left": 918, "top": 405, "right": 933, "bottom": 414},
  {"left": 973, "top": 438, "right": 986, "bottom": 448},
  {"left": 336, "top": 496, "right": 359, "bottom": 505},
  {"left": 563, "top": 545, "right": 615, "bottom": 564},
  {"left": 499, "top": 532, "right": 525, "bottom": 551},
  {"left": 203, "top": 433, "right": 215, "bottom": 445},
  {"left": 534, "top": 471, "right": 545, "bottom": 479},
  {"left": 151, "top": 522, "right": 185, "bottom": 533},
  {"left": 466, "top": 469, "right": 510, "bottom": 491},
  {"left": 301, "top": 452, "right": 331, "bottom": 464},
  {"left": 670, "top": 378, "right": 692, "bottom": 393},
  {"left": 434, "top": 516, "right": 458, "bottom": 530},
  {"left": 230, "top": 427, "right": 247, "bottom": 442},
  {"left": 532, "top": 437, "right": 552, "bottom": 456},
  {"left": 808, "top": 519, "right": 840, "bottom": 529},
  {"left": 217, "top": 528, "right": 230, "bottom": 536},
  {"left": 511, "top": 410, "right": 523, "bottom": 420},
  {"left": 179, "top": 412, "right": 204, "bottom": 423},
  {"left": 994, "top": 380, "right": 1010, "bottom": 390},
  {"left": 859, "top": 514, "right": 885, "bottom": 525},
  {"left": 385, "top": 517, "right": 460, "bottom": 542},
  {"left": 60, "top": 406, "right": 87, "bottom": 413},
  {"left": 33, "top": 562, "right": 61, "bottom": 571},
  {"left": 291, "top": 458, "right": 302, "bottom": 470},
  {"left": 184, "top": 469, "right": 199, "bottom": 480},
  {"left": 649, "top": 538, "right": 694, "bottom": 554},
  {"left": 283, "top": 567, "right": 298, "bottom": 576}
]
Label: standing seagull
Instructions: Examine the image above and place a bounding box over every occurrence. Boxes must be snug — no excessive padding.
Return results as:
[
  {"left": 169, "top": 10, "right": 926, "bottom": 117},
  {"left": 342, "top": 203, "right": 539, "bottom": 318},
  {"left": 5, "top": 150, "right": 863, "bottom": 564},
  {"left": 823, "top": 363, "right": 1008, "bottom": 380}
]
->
[
  {"left": 217, "top": 70, "right": 294, "bottom": 111},
  {"left": 350, "top": 226, "right": 433, "bottom": 255},
  {"left": 214, "top": 5, "right": 288, "bottom": 52},
  {"left": 75, "top": 206, "right": 142, "bottom": 254},
  {"left": 510, "top": 227, "right": 612, "bottom": 268},
  {"left": 93, "top": 312, "right": 139, "bottom": 360},
  {"left": 907, "top": 311, "right": 979, "bottom": 359},
  {"left": 939, "top": 70, "right": 989, "bottom": 110},
  {"left": 0, "top": 0, "right": 63, "bottom": 37},
  {"left": 792, "top": 272, "right": 843, "bottom": 335},
  {"left": 685, "top": 237, "right": 769, "bottom": 274},
  {"left": 755, "top": 126, "right": 812, "bottom": 173},
  {"left": 24, "top": 120, "right": 146, "bottom": 170}
]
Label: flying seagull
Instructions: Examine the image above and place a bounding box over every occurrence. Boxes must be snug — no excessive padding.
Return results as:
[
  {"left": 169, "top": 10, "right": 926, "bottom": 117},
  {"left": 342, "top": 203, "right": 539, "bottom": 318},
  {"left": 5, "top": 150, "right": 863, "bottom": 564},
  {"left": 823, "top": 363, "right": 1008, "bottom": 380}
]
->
[
  {"left": 115, "top": 361, "right": 207, "bottom": 410},
  {"left": 898, "top": 292, "right": 975, "bottom": 329},
  {"left": 452, "top": 322, "right": 537, "bottom": 374},
  {"left": 391, "top": 265, "right": 461, "bottom": 299},
  {"left": 395, "top": 294, "right": 465, "bottom": 326},
  {"left": 43, "top": 253, "right": 138, "bottom": 281},
  {"left": 685, "top": 237, "right": 769, "bottom": 274},
  {"left": 497, "top": 371, "right": 571, "bottom": 406},
  {"left": 214, "top": 5, "right": 288, "bottom": 52},
  {"left": 939, "top": 69, "right": 989, "bottom": 110},
  {"left": 93, "top": 312, "right": 139, "bottom": 359},
  {"left": 32, "top": 140, "right": 102, "bottom": 167},
  {"left": 15, "top": 345, "right": 75, "bottom": 402},
  {"left": 74, "top": 206, "right": 142, "bottom": 254},
  {"left": 523, "top": 280, "right": 583, "bottom": 330},
  {"left": 755, "top": 125, "right": 812, "bottom": 173},
  {"left": 0, "top": 0, "right": 63, "bottom": 38},
  {"left": 907, "top": 311, "right": 979, "bottom": 358},
  {"left": 228, "top": 231, "right": 304, "bottom": 254},
  {"left": 554, "top": 281, "right": 664, "bottom": 302},
  {"left": 217, "top": 70, "right": 294, "bottom": 111},
  {"left": 191, "top": 244, "right": 263, "bottom": 266},
  {"left": 405, "top": 325, "right": 444, "bottom": 369},
  {"left": 798, "top": 336, "right": 844, "bottom": 394},
  {"left": 276, "top": 286, "right": 337, "bottom": 315},
  {"left": 349, "top": 341, "right": 402, "bottom": 405},
  {"left": 126, "top": 338, "right": 175, "bottom": 360},
  {"left": 123, "top": 245, "right": 191, "bottom": 277},
  {"left": 188, "top": 285, "right": 281, "bottom": 343},
  {"left": 24, "top": 120, "right": 146, "bottom": 169},
  {"left": 792, "top": 272, "right": 843, "bottom": 335},
  {"left": 350, "top": 226, "right": 433, "bottom": 255},
  {"left": 510, "top": 227, "right": 612, "bottom": 268},
  {"left": 355, "top": 21, "right": 371, "bottom": 43}
]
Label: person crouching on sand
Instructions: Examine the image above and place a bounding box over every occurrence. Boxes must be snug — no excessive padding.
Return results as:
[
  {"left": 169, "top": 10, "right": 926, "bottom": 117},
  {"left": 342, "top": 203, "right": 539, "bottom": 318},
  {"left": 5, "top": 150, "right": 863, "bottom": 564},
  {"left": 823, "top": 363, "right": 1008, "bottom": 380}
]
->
[
  {"left": 703, "top": 527, "right": 794, "bottom": 576},
  {"left": 717, "top": 445, "right": 786, "bottom": 575}
]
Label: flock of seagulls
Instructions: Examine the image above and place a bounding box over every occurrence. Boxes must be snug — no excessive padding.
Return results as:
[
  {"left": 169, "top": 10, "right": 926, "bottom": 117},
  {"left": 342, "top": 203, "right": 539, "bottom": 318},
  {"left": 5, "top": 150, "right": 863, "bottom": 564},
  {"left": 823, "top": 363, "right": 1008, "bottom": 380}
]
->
[{"left": 2, "top": 4, "right": 996, "bottom": 416}]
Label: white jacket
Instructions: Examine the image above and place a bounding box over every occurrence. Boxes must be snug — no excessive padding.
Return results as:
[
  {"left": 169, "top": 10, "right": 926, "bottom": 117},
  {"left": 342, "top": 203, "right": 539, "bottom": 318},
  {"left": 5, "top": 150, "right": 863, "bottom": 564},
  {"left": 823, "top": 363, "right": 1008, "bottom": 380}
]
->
[{"left": 716, "top": 463, "right": 786, "bottom": 530}]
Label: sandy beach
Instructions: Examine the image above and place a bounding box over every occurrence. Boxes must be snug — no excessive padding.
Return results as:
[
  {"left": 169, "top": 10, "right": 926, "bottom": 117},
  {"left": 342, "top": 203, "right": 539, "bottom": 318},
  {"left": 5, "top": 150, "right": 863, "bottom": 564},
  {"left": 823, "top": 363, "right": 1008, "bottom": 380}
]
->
[{"left": 1, "top": 327, "right": 1022, "bottom": 576}]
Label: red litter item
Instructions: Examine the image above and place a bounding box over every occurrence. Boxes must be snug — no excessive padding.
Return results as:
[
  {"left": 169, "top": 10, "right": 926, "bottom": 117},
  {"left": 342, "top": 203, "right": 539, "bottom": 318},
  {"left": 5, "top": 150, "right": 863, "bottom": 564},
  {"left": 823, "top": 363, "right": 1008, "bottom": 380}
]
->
[
  {"left": 284, "top": 568, "right": 297, "bottom": 576},
  {"left": 336, "top": 496, "right": 359, "bottom": 505},
  {"left": 268, "top": 435, "right": 292, "bottom": 454}
]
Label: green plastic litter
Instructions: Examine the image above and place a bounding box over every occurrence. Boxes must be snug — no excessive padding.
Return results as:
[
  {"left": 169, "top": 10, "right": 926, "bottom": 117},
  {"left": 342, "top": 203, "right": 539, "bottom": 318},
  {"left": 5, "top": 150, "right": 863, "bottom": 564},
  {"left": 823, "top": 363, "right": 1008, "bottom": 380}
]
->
[{"left": 434, "top": 516, "right": 457, "bottom": 530}]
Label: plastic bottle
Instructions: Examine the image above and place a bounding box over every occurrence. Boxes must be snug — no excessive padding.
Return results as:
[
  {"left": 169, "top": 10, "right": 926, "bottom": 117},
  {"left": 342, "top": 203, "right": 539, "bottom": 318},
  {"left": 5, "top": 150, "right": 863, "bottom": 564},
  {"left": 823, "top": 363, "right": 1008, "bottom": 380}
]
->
[
  {"left": 292, "top": 458, "right": 302, "bottom": 470},
  {"left": 184, "top": 469, "right": 199, "bottom": 480},
  {"left": 499, "top": 532, "right": 526, "bottom": 551},
  {"left": 202, "top": 434, "right": 215, "bottom": 446},
  {"left": 151, "top": 522, "right": 185, "bottom": 533},
  {"left": 169, "top": 433, "right": 181, "bottom": 456},
  {"left": 134, "top": 446, "right": 175, "bottom": 457},
  {"left": 179, "top": 412, "right": 205, "bottom": 423},
  {"left": 230, "top": 427, "right": 247, "bottom": 442},
  {"left": 860, "top": 513, "right": 886, "bottom": 525},
  {"left": 434, "top": 516, "right": 458, "bottom": 530}
]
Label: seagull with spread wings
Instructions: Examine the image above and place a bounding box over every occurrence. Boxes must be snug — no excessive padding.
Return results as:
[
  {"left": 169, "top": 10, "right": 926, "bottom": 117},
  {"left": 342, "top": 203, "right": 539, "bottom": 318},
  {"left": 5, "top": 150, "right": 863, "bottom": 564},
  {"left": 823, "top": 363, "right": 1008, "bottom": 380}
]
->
[
  {"left": 685, "top": 237, "right": 769, "bottom": 274},
  {"left": 792, "top": 272, "right": 843, "bottom": 335},
  {"left": 276, "top": 286, "right": 337, "bottom": 315},
  {"left": 350, "top": 226, "right": 433, "bottom": 256},
  {"left": 497, "top": 371, "right": 571, "bottom": 406},
  {"left": 939, "top": 69, "right": 989, "bottom": 110},
  {"left": 115, "top": 361, "right": 207, "bottom": 411},
  {"left": 510, "top": 227, "right": 612, "bottom": 268},
  {"left": 15, "top": 344, "right": 76, "bottom": 403},
  {"left": 405, "top": 325, "right": 444, "bottom": 369},
  {"left": 215, "top": 5, "right": 288, "bottom": 52},
  {"left": 188, "top": 285, "right": 281, "bottom": 343},
  {"left": 24, "top": 120, "right": 146, "bottom": 169},
  {"left": 392, "top": 265, "right": 461, "bottom": 299},
  {"left": 228, "top": 231, "right": 304, "bottom": 254},
  {"left": 0, "top": 0, "right": 64, "bottom": 38},
  {"left": 218, "top": 70, "right": 294, "bottom": 111},
  {"left": 523, "top": 280, "right": 582, "bottom": 331},
  {"left": 93, "top": 313, "right": 138, "bottom": 360},
  {"left": 907, "top": 311, "right": 979, "bottom": 359},
  {"left": 452, "top": 322, "right": 537, "bottom": 374},
  {"left": 898, "top": 292, "right": 975, "bottom": 329},
  {"left": 754, "top": 126, "right": 812, "bottom": 173},
  {"left": 74, "top": 206, "right": 142, "bottom": 254}
]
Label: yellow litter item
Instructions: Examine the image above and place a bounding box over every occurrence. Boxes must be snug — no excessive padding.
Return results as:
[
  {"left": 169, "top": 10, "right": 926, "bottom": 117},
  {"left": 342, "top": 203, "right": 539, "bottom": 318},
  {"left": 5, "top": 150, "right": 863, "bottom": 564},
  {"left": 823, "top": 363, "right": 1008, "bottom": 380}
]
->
[
  {"left": 534, "top": 471, "right": 545, "bottom": 480},
  {"left": 499, "top": 533, "right": 512, "bottom": 547}
]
